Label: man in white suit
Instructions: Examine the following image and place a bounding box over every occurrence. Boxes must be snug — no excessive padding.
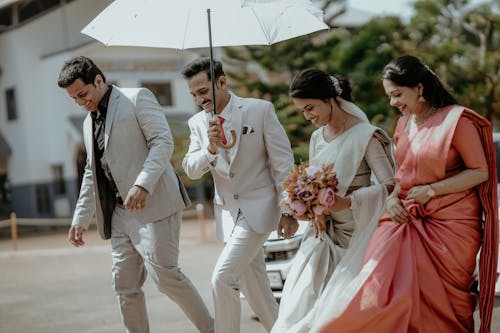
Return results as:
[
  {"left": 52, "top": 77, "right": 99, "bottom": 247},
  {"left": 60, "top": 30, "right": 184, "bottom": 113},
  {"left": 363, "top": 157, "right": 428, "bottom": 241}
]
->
[
  {"left": 57, "top": 56, "right": 214, "bottom": 333},
  {"left": 181, "top": 58, "right": 296, "bottom": 333}
]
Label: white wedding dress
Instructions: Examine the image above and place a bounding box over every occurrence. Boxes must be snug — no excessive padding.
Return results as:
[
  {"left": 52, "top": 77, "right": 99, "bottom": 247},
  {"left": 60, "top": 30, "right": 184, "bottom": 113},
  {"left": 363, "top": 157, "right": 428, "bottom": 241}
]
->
[{"left": 271, "top": 99, "right": 395, "bottom": 333}]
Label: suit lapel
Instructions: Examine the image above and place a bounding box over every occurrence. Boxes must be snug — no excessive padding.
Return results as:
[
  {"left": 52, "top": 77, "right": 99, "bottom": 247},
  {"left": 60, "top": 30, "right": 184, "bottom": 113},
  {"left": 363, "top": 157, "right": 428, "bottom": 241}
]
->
[
  {"left": 83, "top": 115, "right": 93, "bottom": 159},
  {"left": 104, "top": 86, "right": 120, "bottom": 149},
  {"left": 203, "top": 110, "right": 212, "bottom": 131},
  {"left": 229, "top": 96, "right": 244, "bottom": 166}
]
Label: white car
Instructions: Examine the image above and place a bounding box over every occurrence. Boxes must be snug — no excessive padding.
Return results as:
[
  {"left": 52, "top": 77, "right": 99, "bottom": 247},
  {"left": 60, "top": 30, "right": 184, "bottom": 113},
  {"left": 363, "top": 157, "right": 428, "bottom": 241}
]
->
[{"left": 263, "top": 221, "right": 308, "bottom": 300}]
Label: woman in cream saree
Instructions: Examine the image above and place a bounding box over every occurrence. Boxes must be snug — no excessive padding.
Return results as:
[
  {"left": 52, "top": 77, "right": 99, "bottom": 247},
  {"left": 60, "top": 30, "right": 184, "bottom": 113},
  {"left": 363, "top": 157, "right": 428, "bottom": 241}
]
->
[{"left": 271, "top": 69, "right": 395, "bottom": 333}]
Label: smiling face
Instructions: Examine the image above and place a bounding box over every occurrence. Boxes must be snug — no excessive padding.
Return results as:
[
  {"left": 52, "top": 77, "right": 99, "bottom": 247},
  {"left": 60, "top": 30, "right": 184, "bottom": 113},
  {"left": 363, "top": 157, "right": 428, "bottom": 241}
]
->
[
  {"left": 187, "top": 71, "right": 229, "bottom": 114},
  {"left": 382, "top": 79, "right": 422, "bottom": 115},
  {"left": 292, "top": 97, "right": 332, "bottom": 128},
  {"left": 65, "top": 75, "right": 107, "bottom": 112}
]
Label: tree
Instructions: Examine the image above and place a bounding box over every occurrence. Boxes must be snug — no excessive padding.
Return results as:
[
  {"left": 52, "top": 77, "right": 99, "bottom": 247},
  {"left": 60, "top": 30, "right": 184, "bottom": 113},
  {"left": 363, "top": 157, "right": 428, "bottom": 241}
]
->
[
  {"left": 224, "top": 14, "right": 407, "bottom": 160},
  {"left": 223, "top": 0, "right": 499, "bottom": 163},
  {"left": 405, "top": 0, "right": 499, "bottom": 121}
]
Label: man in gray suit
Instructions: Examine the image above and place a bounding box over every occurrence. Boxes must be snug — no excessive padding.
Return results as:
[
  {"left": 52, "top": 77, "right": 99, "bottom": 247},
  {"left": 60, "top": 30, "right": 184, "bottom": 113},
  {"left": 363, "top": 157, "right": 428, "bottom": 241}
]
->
[
  {"left": 182, "top": 58, "right": 296, "bottom": 333},
  {"left": 58, "top": 56, "right": 214, "bottom": 333}
]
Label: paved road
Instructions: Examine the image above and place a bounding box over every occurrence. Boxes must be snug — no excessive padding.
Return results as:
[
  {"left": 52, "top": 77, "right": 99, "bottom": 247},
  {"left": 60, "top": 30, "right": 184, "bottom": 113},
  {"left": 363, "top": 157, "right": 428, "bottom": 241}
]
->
[
  {"left": 0, "top": 219, "right": 265, "bottom": 333},
  {"left": 0, "top": 219, "right": 498, "bottom": 333}
]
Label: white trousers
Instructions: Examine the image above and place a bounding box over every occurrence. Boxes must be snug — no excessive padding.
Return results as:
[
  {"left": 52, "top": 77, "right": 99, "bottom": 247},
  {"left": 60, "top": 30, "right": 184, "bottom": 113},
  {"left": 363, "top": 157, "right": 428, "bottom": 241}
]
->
[
  {"left": 111, "top": 207, "right": 214, "bottom": 333},
  {"left": 212, "top": 212, "right": 279, "bottom": 333}
]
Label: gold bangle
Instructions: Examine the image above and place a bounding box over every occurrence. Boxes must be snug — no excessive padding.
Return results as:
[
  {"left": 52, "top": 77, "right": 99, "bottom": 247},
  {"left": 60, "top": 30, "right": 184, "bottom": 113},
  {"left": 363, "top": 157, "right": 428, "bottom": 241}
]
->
[{"left": 426, "top": 184, "right": 436, "bottom": 198}]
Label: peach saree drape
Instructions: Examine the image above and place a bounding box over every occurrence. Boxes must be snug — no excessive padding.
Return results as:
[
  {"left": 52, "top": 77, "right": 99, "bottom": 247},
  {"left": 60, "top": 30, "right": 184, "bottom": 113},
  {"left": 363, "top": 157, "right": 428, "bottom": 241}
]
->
[{"left": 319, "top": 106, "right": 498, "bottom": 333}]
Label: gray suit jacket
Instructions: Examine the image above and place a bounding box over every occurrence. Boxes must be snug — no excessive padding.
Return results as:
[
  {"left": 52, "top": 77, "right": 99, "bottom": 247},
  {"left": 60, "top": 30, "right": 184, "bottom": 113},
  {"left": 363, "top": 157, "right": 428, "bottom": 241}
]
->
[
  {"left": 182, "top": 94, "right": 293, "bottom": 234},
  {"left": 72, "top": 86, "right": 190, "bottom": 239}
]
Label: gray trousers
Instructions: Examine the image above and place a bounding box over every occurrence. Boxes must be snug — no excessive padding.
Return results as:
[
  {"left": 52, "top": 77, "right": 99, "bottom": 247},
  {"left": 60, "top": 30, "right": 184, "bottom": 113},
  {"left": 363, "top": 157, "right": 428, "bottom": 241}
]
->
[{"left": 111, "top": 207, "right": 214, "bottom": 333}]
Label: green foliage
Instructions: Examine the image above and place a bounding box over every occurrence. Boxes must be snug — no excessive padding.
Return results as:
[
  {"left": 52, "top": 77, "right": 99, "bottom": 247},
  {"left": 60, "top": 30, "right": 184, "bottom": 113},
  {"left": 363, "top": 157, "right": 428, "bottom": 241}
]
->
[
  {"left": 169, "top": 118, "right": 212, "bottom": 188},
  {"left": 222, "top": 0, "right": 500, "bottom": 163}
]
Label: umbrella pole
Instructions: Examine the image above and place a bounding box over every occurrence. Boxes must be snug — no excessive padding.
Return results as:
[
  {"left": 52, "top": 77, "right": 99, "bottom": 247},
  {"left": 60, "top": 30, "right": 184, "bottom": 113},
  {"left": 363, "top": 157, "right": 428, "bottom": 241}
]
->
[
  {"left": 206, "top": 9, "right": 217, "bottom": 117},
  {"left": 206, "top": 9, "right": 236, "bottom": 149}
]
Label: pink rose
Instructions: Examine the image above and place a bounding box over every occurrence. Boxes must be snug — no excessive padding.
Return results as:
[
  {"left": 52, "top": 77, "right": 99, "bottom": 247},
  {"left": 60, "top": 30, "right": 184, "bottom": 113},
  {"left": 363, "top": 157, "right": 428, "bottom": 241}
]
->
[
  {"left": 290, "top": 200, "right": 307, "bottom": 219},
  {"left": 312, "top": 205, "right": 327, "bottom": 216},
  {"left": 318, "top": 187, "right": 335, "bottom": 206},
  {"left": 297, "top": 189, "right": 315, "bottom": 201}
]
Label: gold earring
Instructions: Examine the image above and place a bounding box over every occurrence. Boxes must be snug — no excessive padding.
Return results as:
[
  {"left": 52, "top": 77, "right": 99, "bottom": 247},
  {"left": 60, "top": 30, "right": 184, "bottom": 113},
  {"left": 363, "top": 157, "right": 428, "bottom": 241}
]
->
[{"left": 418, "top": 94, "right": 426, "bottom": 103}]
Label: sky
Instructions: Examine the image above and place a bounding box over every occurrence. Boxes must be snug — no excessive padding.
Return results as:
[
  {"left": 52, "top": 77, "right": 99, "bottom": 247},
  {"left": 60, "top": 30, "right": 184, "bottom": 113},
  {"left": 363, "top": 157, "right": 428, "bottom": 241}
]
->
[
  {"left": 347, "top": 0, "right": 490, "bottom": 18},
  {"left": 349, "top": 0, "right": 414, "bottom": 17}
]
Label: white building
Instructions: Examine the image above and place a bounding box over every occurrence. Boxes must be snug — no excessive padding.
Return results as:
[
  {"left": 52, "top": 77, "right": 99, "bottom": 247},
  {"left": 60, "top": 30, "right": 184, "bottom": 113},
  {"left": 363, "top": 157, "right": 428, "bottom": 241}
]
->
[
  {"left": 0, "top": 0, "right": 376, "bottom": 219},
  {"left": 0, "top": 0, "right": 202, "bottom": 218}
]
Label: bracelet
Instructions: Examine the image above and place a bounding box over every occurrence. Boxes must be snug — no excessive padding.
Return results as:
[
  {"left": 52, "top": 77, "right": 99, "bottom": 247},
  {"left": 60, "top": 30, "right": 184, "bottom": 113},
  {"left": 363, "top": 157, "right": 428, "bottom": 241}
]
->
[
  {"left": 426, "top": 184, "right": 436, "bottom": 198},
  {"left": 385, "top": 196, "right": 400, "bottom": 204}
]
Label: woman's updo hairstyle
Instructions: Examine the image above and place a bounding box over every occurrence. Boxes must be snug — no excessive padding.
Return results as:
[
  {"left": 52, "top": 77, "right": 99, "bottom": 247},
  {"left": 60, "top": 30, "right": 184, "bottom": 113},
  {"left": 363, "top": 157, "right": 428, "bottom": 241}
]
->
[
  {"left": 290, "top": 69, "right": 353, "bottom": 102},
  {"left": 382, "top": 55, "right": 457, "bottom": 108}
]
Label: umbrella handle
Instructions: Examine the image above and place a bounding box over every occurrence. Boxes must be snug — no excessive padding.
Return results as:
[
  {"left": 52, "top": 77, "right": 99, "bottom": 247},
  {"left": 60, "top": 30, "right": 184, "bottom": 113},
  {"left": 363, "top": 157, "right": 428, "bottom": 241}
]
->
[{"left": 218, "top": 130, "right": 237, "bottom": 150}]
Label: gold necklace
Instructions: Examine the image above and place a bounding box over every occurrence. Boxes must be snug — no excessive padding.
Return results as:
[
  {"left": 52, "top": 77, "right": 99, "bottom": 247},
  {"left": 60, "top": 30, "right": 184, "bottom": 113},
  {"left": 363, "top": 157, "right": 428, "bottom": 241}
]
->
[{"left": 414, "top": 106, "right": 438, "bottom": 125}]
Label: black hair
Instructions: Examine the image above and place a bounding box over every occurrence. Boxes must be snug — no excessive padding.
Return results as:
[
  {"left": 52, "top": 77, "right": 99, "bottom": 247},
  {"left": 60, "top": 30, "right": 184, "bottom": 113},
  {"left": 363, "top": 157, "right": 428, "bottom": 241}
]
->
[
  {"left": 181, "top": 57, "right": 225, "bottom": 81},
  {"left": 289, "top": 69, "right": 352, "bottom": 102},
  {"left": 382, "top": 55, "right": 458, "bottom": 108},
  {"left": 57, "top": 56, "right": 106, "bottom": 88}
]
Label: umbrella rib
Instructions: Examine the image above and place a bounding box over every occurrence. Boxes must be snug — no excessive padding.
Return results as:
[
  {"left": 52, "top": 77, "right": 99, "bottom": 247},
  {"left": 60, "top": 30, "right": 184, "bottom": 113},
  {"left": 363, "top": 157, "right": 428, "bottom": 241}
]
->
[
  {"left": 250, "top": 7, "right": 272, "bottom": 45},
  {"left": 181, "top": 10, "right": 192, "bottom": 49}
]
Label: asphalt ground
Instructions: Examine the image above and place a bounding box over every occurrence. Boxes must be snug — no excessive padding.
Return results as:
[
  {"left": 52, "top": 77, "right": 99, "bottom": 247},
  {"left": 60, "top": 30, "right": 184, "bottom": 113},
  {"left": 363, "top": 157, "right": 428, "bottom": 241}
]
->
[
  {"left": 0, "top": 218, "right": 498, "bottom": 333},
  {"left": 0, "top": 218, "right": 265, "bottom": 333}
]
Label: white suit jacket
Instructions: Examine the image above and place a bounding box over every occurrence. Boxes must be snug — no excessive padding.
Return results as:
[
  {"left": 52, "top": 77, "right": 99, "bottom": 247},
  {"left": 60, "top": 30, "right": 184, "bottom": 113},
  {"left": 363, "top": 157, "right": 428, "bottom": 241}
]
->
[
  {"left": 182, "top": 94, "right": 293, "bottom": 234},
  {"left": 72, "top": 86, "right": 190, "bottom": 239}
]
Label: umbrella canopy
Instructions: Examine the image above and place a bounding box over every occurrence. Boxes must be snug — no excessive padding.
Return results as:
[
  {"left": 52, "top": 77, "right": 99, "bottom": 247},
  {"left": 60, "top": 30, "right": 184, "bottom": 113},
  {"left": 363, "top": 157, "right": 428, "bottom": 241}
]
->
[
  {"left": 81, "top": 0, "right": 328, "bottom": 49},
  {"left": 81, "top": 0, "right": 327, "bottom": 149}
]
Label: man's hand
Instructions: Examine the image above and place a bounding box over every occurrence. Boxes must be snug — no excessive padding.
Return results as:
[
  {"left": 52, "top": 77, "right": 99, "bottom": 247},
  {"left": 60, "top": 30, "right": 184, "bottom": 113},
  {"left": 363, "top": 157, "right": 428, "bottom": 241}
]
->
[
  {"left": 207, "top": 119, "right": 221, "bottom": 154},
  {"left": 68, "top": 225, "right": 86, "bottom": 247},
  {"left": 277, "top": 215, "right": 299, "bottom": 239},
  {"left": 124, "top": 185, "right": 149, "bottom": 211}
]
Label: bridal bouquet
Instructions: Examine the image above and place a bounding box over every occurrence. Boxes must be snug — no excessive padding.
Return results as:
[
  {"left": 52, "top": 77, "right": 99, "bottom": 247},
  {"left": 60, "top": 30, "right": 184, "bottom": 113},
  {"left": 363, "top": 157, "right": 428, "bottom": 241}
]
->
[{"left": 281, "top": 162, "right": 339, "bottom": 220}]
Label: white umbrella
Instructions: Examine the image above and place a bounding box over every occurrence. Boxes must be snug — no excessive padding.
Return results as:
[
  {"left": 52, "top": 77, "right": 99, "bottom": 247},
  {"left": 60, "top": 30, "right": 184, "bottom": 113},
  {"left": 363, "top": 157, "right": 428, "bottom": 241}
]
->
[
  {"left": 82, "top": 0, "right": 327, "bottom": 48},
  {"left": 82, "top": 0, "right": 328, "bottom": 148}
]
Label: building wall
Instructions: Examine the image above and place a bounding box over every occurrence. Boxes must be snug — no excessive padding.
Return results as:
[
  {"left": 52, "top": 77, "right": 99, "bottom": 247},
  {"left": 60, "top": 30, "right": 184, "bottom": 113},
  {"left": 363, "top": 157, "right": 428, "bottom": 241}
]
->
[{"left": 0, "top": 0, "right": 202, "bottom": 218}]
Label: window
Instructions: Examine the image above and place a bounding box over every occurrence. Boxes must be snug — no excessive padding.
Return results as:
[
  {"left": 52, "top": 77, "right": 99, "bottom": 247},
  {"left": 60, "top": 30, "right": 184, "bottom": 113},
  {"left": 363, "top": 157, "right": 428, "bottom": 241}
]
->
[
  {"left": 18, "top": 0, "right": 59, "bottom": 24},
  {"left": 52, "top": 164, "right": 66, "bottom": 195},
  {"left": 36, "top": 184, "right": 51, "bottom": 215},
  {"left": 0, "top": 7, "right": 12, "bottom": 30},
  {"left": 0, "top": 174, "right": 10, "bottom": 218},
  {"left": 5, "top": 88, "right": 17, "bottom": 121},
  {"left": 0, "top": 174, "right": 8, "bottom": 201},
  {"left": 141, "top": 82, "right": 173, "bottom": 107},
  {"left": 0, "top": 0, "right": 77, "bottom": 33}
]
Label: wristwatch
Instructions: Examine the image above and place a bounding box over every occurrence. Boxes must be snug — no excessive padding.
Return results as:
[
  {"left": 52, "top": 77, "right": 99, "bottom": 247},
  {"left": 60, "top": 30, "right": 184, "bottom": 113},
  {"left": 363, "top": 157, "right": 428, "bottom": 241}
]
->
[{"left": 426, "top": 185, "right": 436, "bottom": 198}]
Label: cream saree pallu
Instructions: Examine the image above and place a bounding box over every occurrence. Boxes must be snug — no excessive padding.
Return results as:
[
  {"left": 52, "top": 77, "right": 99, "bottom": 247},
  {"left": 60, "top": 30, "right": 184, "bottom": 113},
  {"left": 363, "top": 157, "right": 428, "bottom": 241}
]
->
[
  {"left": 271, "top": 121, "right": 393, "bottom": 333},
  {"left": 317, "top": 106, "right": 498, "bottom": 333}
]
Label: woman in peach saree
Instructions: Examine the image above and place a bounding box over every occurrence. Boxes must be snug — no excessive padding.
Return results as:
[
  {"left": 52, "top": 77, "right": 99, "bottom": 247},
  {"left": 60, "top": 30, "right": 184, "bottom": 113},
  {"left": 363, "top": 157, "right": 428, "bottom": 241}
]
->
[{"left": 314, "top": 56, "right": 498, "bottom": 333}]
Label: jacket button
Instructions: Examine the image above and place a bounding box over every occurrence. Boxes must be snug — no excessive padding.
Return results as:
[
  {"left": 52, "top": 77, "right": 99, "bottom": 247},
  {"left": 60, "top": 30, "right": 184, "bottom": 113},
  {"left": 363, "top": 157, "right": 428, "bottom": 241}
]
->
[
  {"left": 229, "top": 172, "right": 234, "bottom": 178},
  {"left": 234, "top": 194, "right": 239, "bottom": 200}
]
